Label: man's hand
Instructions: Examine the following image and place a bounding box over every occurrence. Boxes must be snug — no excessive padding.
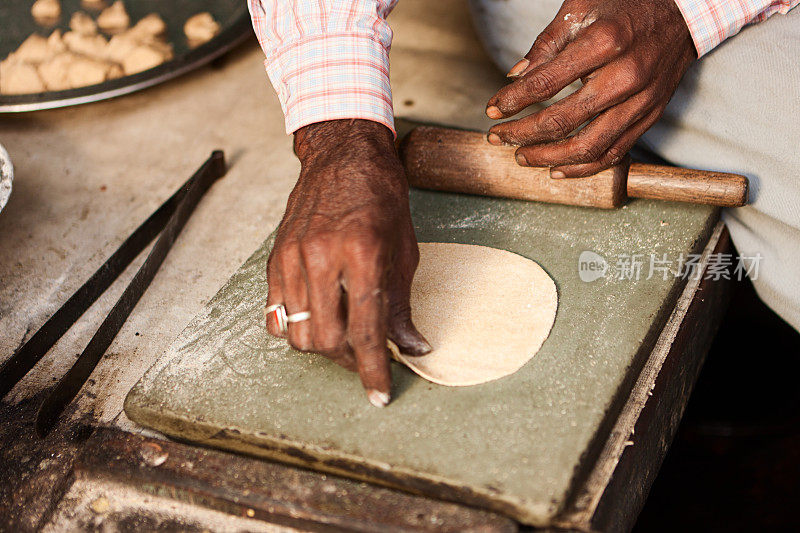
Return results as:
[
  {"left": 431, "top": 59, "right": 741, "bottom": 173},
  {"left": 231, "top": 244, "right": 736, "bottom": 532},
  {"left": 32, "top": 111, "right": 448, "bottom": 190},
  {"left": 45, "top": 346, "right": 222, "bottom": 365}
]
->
[
  {"left": 485, "top": 0, "right": 696, "bottom": 178},
  {"left": 267, "top": 119, "right": 431, "bottom": 407}
]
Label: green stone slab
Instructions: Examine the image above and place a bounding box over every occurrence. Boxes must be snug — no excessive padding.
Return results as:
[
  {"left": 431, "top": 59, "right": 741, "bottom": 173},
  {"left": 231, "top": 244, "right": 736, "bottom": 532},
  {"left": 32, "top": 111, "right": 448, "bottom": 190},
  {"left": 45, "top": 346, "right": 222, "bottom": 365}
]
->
[{"left": 125, "top": 191, "right": 717, "bottom": 526}]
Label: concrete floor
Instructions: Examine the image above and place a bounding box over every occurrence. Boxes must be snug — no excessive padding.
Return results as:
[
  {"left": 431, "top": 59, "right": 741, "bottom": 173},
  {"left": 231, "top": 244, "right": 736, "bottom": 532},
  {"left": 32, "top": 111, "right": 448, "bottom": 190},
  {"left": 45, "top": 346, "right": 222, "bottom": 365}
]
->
[{"left": 0, "top": 0, "right": 504, "bottom": 434}]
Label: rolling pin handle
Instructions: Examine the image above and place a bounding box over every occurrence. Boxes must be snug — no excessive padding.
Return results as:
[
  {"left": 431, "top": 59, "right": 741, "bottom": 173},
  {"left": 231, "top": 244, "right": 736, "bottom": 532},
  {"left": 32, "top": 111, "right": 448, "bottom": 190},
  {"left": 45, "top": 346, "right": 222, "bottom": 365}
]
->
[{"left": 625, "top": 163, "right": 749, "bottom": 208}]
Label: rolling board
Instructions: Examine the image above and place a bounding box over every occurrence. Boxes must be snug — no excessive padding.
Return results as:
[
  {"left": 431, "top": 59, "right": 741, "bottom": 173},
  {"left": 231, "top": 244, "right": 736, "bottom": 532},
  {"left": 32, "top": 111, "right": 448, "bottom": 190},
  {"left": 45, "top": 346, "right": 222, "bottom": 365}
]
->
[{"left": 125, "top": 190, "right": 719, "bottom": 527}]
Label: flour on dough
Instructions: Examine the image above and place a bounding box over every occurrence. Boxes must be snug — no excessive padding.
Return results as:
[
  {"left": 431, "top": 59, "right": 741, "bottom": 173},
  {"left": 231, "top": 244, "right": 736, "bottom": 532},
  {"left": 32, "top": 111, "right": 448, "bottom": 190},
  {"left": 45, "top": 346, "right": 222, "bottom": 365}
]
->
[{"left": 390, "top": 242, "right": 558, "bottom": 386}]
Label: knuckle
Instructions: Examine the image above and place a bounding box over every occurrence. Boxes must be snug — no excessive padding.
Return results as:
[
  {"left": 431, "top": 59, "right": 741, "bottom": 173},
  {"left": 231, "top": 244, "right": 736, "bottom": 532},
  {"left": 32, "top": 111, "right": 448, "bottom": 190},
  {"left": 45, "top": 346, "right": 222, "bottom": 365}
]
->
[
  {"left": 593, "top": 22, "right": 631, "bottom": 55},
  {"left": 299, "top": 233, "right": 334, "bottom": 271},
  {"left": 357, "top": 356, "right": 387, "bottom": 376},
  {"left": 532, "top": 30, "right": 560, "bottom": 56},
  {"left": 275, "top": 240, "right": 301, "bottom": 271},
  {"left": 528, "top": 71, "right": 558, "bottom": 99},
  {"left": 573, "top": 141, "right": 603, "bottom": 163},
  {"left": 606, "top": 145, "right": 628, "bottom": 164},
  {"left": 539, "top": 112, "right": 573, "bottom": 138},
  {"left": 350, "top": 326, "right": 383, "bottom": 353},
  {"left": 344, "top": 229, "right": 384, "bottom": 267},
  {"left": 314, "top": 326, "right": 346, "bottom": 353}
]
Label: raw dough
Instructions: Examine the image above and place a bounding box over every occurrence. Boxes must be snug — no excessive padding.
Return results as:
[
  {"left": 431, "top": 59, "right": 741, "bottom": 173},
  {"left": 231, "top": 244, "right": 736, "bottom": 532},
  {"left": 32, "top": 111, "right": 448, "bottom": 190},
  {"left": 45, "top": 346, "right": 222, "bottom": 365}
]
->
[
  {"left": 11, "top": 34, "right": 51, "bottom": 64},
  {"left": 97, "top": 1, "right": 130, "bottom": 32},
  {"left": 390, "top": 243, "right": 558, "bottom": 386},
  {"left": 130, "top": 13, "right": 167, "bottom": 38},
  {"left": 184, "top": 13, "right": 220, "bottom": 46},
  {"left": 37, "top": 52, "right": 76, "bottom": 90},
  {"left": 67, "top": 56, "right": 111, "bottom": 87},
  {"left": 70, "top": 11, "right": 98, "bottom": 36},
  {"left": 0, "top": 61, "right": 46, "bottom": 94},
  {"left": 122, "top": 45, "right": 169, "bottom": 75},
  {"left": 31, "top": 0, "right": 61, "bottom": 22},
  {"left": 63, "top": 31, "right": 107, "bottom": 59}
]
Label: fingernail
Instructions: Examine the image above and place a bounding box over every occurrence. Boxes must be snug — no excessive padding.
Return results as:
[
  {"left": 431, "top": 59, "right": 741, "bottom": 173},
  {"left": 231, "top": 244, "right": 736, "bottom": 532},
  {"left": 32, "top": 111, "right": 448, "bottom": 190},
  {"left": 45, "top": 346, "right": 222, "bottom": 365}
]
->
[
  {"left": 367, "top": 389, "right": 391, "bottom": 408},
  {"left": 550, "top": 170, "right": 566, "bottom": 179},
  {"left": 506, "top": 58, "right": 530, "bottom": 77},
  {"left": 515, "top": 152, "right": 528, "bottom": 166},
  {"left": 486, "top": 133, "right": 503, "bottom": 145},
  {"left": 486, "top": 106, "right": 503, "bottom": 120}
]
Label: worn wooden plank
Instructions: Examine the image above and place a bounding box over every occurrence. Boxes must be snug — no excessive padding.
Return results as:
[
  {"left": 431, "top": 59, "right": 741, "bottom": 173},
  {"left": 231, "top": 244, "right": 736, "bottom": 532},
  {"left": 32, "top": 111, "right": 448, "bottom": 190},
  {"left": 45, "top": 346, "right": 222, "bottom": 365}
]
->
[
  {"left": 556, "top": 224, "right": 733, "bottom": 531},
  {"left": 75, "top": 427, "right": 518, "bottom": 532}
]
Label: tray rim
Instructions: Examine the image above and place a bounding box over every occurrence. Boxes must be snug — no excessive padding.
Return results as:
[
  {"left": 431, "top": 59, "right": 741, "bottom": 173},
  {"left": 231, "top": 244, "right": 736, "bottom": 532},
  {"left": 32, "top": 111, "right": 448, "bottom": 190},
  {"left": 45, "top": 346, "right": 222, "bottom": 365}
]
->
[{"left": 0, "top": 11, "right": 253, "bottom": 113}]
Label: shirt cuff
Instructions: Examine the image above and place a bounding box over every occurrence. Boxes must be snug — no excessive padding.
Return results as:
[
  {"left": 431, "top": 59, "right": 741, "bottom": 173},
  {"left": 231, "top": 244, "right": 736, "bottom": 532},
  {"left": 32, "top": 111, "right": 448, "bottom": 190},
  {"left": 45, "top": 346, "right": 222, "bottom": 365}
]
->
[
  {"left": 265, "top": 32, "right": 395, "bottom": 137},
  {"left": 673, "top": 0, "right": 760, "bottom": 57}
]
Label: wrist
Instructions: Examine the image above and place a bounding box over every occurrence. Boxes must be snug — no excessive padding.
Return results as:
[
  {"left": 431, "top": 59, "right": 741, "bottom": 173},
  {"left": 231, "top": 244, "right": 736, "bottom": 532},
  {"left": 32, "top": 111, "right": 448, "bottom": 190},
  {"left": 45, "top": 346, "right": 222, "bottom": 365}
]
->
[{"left": 294, "top": 119, "right": 396, "bottom": 162}]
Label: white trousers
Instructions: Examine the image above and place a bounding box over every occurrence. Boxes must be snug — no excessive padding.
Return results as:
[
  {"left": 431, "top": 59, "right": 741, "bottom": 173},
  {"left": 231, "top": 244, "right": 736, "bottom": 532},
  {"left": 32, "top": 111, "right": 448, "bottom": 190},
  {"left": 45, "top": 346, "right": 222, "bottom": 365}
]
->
[{"left": 468, "top": 0, "right": 800, "bottom": 331}]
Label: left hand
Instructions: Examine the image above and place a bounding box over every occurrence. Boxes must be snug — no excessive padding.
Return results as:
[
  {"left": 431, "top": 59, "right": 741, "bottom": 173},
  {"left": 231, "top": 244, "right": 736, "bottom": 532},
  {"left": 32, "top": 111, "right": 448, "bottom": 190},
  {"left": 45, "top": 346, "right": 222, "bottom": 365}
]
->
[{"left": 485, "top": 0, "right": 696, "bottom": 178}]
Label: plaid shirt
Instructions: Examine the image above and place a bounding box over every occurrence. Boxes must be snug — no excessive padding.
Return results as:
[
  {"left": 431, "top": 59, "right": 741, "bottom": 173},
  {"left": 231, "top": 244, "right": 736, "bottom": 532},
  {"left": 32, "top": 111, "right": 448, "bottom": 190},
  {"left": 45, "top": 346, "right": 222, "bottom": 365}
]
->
[{"left": 248, "top": 0, "right": 798, "bottom": 135}]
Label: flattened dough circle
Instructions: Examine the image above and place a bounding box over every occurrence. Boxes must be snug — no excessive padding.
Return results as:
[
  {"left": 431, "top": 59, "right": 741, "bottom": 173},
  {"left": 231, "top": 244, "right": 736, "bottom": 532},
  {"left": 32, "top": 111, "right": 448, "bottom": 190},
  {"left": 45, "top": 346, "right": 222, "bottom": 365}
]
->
[{"left": 390, "top": 242, "right": 558, "bottom": 386}]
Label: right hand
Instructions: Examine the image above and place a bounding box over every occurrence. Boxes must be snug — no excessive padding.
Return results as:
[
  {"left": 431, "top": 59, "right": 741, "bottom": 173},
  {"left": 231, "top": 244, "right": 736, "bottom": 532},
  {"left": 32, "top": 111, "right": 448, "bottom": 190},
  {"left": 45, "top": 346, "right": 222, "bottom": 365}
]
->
[{"left": 266, "top": 119, "right": 431, "bottom": 407}]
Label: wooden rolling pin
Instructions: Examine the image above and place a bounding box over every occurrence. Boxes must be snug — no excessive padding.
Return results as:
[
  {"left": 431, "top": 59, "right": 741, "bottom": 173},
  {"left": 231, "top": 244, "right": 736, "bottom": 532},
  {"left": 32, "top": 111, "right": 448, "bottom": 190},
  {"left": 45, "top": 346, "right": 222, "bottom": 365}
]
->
[{"left": 398, "top": 126, "right": 749, "bottom": 209}]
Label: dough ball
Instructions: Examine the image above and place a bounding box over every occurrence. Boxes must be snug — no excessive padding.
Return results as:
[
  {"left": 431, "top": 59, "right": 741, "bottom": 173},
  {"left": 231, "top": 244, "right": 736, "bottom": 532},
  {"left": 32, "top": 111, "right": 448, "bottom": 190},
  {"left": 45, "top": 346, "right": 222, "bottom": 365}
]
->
[
  {"left": 37, "top": 52, "right": 76, "bottom": 90},
  {"left": 97, "top": 1, "right": 130, "bottom": 33},
  {"left": 122, "top": 45, "right": 169, "bottom": 75},
  {"left": 0, "top": 60, "right": 46, "bottom": 94},
  {"left": 130, "top": 13, "right": 167, "bottom": 39},
  {"left": 63, "top": 31, "right": 108, "bottom": 60},
  {"left": 184, "top": 13, "right": 220, "bottom": 46},
  {"left": 11, "top": 34, "right": 51, "bottom": 64},
  {"left": 47, "top": 29, "right": 67, "bottom": 55},
  {"left": 105, "top": 33, "right": 138, "bottom": 63},
  {"left": 107, "top": 63, "right": 123, "bottom": 80},
  {"left": 68, "top": 56, "right": 111, "bottom": 87},
  {"left": 31, "top": 0, "right": 61, "bottom": 22},
  {"left": 70, "top": 11, "right": 98, "bottom": 36}
]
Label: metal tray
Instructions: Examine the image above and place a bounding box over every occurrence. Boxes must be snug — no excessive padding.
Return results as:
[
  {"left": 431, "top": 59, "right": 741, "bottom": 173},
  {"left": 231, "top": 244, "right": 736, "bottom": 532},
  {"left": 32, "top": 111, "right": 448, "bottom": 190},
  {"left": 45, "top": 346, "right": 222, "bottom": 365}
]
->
[{"left": 0, "top": 0, "right": 252, "bottom": 112}]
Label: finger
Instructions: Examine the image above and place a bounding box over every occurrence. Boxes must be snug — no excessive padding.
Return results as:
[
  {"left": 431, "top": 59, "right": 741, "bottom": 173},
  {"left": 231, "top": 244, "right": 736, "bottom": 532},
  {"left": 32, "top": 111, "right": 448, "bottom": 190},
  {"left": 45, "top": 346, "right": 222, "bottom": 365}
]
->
[
  {"left": 300, "top": 236, "right": 349, "bottom": 356},
  {"left": 265, "top": 253, "right": 286, "bottom": 338},
  {"left": 275, "top": 241, "right": 313, "bottom": 351},
  {"left": 506, "top": 8, "right": 575, "bottom": 78},
  {"left": 551, "top": 107, "right": 663, "bottom": 179},
  {"left": 515, "top": 90, "right": 654, "bottom": 167},
  {"left": 323, "top": 345, "right": 359, "bottom": 373},
  {"left": 489, "top": 63, "right": 642, "bottom": 146},
  {"left": 487, "top": 20, "right": 632, "bottom": 119},
  {"left": 387, "top": 230, "right": 431, "bottom": 356},
  {"left": 344, "top": 237, "right": 392, "bottom": 407}
]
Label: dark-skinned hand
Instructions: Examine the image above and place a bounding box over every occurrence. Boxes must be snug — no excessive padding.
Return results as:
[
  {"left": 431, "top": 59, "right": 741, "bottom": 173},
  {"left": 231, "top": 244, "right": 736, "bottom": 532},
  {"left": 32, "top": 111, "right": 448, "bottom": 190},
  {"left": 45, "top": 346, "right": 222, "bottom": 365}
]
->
[
  {"left": 485, "top": 0, "right": 697, "bottom": 178},
  {"left": 266, "top": 119, "right": 431, "bottom": 407}
]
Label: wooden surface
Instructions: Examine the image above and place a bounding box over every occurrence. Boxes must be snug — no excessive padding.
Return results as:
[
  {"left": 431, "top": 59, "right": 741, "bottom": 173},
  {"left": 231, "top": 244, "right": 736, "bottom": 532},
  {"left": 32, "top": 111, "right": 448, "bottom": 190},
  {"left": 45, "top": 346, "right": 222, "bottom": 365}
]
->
[
  {"left": 559, "top": 223, "right": 732, "bottom": 532},
  {"left": 400, "top": 127, "right": 748, "bottom": 208},
  {"left": 76, "top": 427, "right": 518, "bottom": 532}
]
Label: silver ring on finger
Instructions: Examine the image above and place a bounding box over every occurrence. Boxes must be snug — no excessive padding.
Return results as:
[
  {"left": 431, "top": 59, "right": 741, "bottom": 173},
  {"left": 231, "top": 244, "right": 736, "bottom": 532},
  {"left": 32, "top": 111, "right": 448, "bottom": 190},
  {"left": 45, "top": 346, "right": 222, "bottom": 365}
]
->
[
  {"left": 265, "top": 303, "right": 288, "bottom": 335},
  {"left": 286, "top": 310, "right": 311, "bottom": 323}
]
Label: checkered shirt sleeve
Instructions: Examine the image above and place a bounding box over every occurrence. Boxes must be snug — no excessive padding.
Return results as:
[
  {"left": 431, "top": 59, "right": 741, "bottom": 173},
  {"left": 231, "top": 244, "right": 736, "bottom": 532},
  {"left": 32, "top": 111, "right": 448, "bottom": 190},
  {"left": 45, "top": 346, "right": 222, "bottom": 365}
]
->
[
  {"left": 673, "top": 0, "right": 799, "bottom": 56},
  {"left": 248, "top": 0, "right": 399, "bottom": 136}
]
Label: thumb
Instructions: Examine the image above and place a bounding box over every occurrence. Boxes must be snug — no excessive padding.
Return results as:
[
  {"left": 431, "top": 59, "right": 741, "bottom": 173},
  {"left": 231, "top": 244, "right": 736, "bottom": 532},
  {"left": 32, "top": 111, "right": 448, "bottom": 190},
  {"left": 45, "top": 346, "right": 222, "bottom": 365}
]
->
[{"left": 387, "top": 240, "right": 432, "bottom": 356}]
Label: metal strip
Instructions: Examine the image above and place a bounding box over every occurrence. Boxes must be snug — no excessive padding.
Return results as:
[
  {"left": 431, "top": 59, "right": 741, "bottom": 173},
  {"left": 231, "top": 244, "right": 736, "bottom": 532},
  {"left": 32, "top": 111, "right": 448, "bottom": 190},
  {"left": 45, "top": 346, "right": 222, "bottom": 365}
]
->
[
  {"left": 35, "top": 151, "right": 226, "bottom": 437},
  {"left": 1, "top": 167, "right": 194, "bottom": 399}
]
